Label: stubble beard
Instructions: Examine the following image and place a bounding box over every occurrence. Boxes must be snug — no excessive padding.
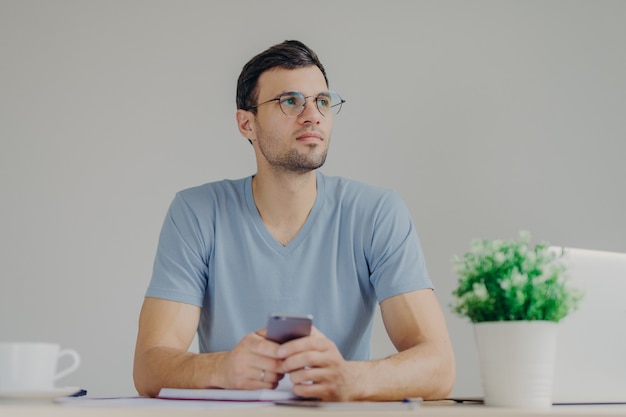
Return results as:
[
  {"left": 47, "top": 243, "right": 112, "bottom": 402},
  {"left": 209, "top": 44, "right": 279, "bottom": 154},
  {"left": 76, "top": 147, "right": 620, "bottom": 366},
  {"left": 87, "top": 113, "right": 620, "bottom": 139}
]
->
[
  {"left": 271, "top": 146, "right": 328, "bottom": 173},
  {"left": 256, "top": 127, "right": 329, "bottom": 173}
]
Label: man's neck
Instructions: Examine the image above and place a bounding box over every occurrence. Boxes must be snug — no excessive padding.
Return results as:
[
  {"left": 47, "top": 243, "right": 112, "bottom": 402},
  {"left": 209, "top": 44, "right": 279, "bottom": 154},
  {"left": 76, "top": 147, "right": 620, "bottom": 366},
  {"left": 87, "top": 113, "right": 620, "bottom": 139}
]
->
[{"left": 251, "top": 170, "right": 318, "bottom": 246}]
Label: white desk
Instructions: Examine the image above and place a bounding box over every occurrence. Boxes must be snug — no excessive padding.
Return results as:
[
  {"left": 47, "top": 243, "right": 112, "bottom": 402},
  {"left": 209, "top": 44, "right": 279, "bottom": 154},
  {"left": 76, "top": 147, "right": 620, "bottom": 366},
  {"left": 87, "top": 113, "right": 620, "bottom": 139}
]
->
[{"left": 1, "top": 400, "right": 626, "bottom": 417}]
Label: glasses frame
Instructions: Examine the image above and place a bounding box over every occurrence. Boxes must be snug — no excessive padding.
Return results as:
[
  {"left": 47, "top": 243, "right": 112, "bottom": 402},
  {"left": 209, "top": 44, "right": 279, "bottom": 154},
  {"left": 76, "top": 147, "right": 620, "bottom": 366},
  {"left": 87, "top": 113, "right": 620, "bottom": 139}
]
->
[{"left": 248, "top": 91, "right": 345, "bottom": 117}]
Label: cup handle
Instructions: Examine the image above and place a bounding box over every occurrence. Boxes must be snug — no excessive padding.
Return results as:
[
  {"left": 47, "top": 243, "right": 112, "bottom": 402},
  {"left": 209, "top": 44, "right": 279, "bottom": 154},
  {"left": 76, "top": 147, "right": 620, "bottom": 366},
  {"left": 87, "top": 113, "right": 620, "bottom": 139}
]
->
[{"left": 55, "top": 349, "right": 81, "bottom": 381}]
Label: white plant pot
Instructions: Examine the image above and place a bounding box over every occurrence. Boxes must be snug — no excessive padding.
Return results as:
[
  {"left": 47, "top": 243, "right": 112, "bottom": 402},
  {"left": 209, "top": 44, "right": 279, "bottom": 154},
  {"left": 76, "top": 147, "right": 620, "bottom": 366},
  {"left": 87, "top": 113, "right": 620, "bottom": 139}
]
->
[{"left": 474, "top": 321, "right": 558, "bottom": 408}]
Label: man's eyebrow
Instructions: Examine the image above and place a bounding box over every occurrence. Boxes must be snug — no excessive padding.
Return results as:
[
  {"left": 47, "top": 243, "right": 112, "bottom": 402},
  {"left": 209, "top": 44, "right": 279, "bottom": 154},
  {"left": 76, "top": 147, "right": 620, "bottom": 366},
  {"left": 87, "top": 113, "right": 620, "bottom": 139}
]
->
[{"left": 265, "top": 90, "right": 296, "bottom": 98}]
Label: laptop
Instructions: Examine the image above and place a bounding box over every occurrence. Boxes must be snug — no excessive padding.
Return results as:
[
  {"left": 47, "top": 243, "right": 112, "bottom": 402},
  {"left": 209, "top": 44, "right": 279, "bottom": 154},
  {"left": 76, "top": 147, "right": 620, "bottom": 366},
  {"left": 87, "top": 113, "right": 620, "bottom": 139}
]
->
[{"left": 552, "top": 247, "right": 626, "bottom": 404}]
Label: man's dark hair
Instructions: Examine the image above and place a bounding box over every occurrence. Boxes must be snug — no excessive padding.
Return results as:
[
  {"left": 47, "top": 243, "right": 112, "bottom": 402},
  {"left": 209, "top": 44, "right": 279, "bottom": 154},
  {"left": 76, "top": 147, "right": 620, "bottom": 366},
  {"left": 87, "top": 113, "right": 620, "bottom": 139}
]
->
[{"left": 236, "top": 40, "right": 328, "bottom": 112}]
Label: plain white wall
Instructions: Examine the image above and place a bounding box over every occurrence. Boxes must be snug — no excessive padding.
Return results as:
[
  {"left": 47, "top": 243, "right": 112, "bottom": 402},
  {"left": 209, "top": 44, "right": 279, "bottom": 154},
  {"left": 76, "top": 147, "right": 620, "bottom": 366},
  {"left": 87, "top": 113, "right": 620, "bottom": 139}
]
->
[{"left": 1, "top": 0, "right": 625, "bottom": 397}]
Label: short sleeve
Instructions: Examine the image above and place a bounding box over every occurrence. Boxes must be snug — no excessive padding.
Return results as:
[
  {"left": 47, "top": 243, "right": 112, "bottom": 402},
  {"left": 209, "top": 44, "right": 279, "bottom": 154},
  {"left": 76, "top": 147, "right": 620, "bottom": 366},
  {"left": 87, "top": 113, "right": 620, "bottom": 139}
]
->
[
  {"left": 366, "top": 190, "right": 433, "bottom": 302},
  {"left": 145, "top": 193, "right": 211, "bottom": 307}
]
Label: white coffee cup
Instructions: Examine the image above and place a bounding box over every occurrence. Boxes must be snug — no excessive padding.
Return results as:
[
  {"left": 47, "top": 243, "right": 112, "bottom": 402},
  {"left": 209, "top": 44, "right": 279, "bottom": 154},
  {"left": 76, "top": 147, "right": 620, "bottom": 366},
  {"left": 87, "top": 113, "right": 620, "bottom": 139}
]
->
[{"left": 0, "top": 342, "right": 81, "bottom": 391}]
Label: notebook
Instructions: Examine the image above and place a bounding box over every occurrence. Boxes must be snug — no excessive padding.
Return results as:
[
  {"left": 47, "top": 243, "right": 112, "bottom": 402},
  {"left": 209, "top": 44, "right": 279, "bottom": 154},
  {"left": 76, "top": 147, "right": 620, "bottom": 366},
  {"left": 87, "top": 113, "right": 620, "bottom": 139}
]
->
[
  {"left": 551, "top": 247, "right": 626, "bottom": 404},
  {"left": 158, "top": 387, "right": 295, "bottom": 402},
  {"left": 157, "top": 378, "right": 297, "bottom": 402}
]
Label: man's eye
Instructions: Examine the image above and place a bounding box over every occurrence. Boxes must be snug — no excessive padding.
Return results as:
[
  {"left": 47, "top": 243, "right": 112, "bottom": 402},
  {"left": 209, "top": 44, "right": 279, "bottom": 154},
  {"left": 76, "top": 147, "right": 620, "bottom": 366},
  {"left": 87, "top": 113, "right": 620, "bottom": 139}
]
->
[
  {"left": 317, "top": 97, "right": 330, "bottom": 108},
  {"left": 281, "top": 96, "right": 300, "bottom": 108}
]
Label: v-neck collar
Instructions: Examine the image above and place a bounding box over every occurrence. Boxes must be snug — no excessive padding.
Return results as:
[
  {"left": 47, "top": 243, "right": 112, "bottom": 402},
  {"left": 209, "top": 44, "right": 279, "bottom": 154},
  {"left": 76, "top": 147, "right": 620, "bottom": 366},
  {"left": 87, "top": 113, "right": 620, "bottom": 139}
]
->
[{"left": 244, "top": 171, "right": 325, "bottom": 256}]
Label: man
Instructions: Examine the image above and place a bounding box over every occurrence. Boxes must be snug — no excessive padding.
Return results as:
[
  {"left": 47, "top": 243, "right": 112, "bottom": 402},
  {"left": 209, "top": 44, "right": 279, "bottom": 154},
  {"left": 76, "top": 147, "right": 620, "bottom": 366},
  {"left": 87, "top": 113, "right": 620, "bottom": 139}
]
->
[{"left": 133, "top": 40, "right": 455, "bottom": 401}]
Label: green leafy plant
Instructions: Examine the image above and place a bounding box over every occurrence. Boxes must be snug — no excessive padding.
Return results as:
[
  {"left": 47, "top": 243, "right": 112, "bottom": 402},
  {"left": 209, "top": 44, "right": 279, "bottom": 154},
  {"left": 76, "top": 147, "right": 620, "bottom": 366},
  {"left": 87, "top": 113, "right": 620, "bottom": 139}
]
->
[{"left": 451, "top": 231, "right": 583, "bottom": 323}]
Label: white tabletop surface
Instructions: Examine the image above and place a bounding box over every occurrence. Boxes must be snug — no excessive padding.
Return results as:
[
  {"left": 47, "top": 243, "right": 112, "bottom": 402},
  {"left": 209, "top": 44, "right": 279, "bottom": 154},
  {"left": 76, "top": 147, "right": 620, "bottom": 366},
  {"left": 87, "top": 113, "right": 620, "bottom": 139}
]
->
[{"left": 1, "top": 398, "right": 626, "bottom": 417}]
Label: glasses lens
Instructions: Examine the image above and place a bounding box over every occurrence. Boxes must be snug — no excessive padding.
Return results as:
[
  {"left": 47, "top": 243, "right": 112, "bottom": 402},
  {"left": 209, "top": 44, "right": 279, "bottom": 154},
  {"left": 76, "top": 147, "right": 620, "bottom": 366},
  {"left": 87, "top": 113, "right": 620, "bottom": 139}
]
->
[
  {"left": 316, "top": 92, "right": 344, "bottom": 116},
  {"left": 277, "top": 91, "right": 345, "bottom": 117},
  {"left": 278, "top": 92, "right": 306, "bottom": 116}
]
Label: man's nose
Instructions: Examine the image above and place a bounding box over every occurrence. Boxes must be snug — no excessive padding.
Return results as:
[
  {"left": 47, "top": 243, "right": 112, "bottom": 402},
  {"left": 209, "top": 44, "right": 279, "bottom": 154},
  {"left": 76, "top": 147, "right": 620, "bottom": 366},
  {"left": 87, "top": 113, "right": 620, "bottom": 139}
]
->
[{"left": 298, "top": 97, "right": 322, "bottom": 124}]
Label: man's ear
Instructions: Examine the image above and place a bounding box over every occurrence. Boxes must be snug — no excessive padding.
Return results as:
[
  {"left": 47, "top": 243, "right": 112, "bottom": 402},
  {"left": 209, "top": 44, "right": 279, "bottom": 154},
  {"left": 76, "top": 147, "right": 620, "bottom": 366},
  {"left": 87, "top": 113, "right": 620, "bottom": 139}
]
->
[{"left": 236, "top": 109, "right": 256, "bottom": 142}]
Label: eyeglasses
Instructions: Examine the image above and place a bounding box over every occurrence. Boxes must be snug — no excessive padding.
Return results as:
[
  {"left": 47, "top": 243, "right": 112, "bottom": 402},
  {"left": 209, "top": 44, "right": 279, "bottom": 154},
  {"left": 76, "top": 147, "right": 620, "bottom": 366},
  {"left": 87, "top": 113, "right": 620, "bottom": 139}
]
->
[{"left": 248, "top": 91, "right": 345, "bottom": 117}]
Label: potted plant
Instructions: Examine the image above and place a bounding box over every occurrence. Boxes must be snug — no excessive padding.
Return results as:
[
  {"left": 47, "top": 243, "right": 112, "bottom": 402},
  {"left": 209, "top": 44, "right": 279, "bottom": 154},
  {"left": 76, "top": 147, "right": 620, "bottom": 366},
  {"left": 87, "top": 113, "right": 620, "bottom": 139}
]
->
[{"left": 451, "top": 231, "right": 582, "bottom": 408}]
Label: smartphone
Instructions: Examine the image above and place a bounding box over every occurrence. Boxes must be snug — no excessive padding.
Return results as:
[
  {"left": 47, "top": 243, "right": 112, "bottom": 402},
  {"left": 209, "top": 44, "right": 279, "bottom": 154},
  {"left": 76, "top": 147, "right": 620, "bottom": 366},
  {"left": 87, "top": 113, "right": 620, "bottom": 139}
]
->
[{"left": 266, "top": 313, "right": 313, "bottom": 344}]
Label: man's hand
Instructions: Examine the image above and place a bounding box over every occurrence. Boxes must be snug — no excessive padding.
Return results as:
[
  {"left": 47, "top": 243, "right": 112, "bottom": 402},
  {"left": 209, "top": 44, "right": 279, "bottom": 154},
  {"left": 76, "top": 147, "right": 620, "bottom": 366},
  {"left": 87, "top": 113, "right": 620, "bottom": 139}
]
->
[
  {"left": 275, "top": 326, "right": 361, "bottom": 401},
  {"left": 214, "top": 329, "right": 285, "bottom": 390}
]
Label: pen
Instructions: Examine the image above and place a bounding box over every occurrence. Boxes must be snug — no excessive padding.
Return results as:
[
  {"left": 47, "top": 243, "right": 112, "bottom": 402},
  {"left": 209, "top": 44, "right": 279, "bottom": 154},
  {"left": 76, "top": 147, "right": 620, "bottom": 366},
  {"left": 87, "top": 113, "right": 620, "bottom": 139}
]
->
[
  {"left": 68, "top": 389, "right": 88, "bottom": 397},
  {"left": 402, "top": 397, "right": 423, "bottom": 409}
]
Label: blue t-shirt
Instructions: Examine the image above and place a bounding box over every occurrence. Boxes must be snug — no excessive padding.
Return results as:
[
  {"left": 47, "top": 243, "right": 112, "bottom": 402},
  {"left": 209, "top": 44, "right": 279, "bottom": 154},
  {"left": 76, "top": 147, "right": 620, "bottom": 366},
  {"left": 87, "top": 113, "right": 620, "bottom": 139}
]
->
[{"left": 146, "top": 171, "right": 433, "bottom": 360}]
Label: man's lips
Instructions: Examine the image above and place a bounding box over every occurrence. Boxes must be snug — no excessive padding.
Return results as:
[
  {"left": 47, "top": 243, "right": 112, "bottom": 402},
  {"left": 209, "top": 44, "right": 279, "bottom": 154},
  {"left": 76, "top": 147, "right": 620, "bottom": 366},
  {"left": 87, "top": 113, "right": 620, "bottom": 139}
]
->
[{"left": 296, "top": 132, "right": 324, "bottom": 142}]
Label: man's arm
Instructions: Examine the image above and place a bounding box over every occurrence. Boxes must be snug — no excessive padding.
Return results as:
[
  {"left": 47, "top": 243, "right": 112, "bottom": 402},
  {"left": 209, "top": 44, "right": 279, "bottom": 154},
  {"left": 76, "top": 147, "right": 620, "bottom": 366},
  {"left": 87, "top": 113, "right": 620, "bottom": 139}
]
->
[
  {"left": 133, "top": 297, "right": 284, "bottom": 397},
  {"left": 277, "top": 289, "right": 455, "bottom": 401},
  {"left": 375, "top": 288, "right": 456, "bottom": 399}
]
